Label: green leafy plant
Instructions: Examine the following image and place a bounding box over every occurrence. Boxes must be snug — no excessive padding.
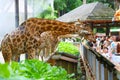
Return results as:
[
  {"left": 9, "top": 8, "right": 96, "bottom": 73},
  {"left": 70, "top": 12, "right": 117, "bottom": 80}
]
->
[
  {"left": 57, "top": 42, "right": 79, "bottom": 56},
  {"left": 0, "top": 59, "right": 75, "bottom": 80},
  {"left": 0, "top": 63, "right": 10, "bottom": 78},
  {"left": 37, "top": 6, "right": 57, "bottom": 20}
]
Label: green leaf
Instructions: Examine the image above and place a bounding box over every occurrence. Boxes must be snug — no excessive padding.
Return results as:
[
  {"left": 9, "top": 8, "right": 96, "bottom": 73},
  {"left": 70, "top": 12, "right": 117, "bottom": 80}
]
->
[
  {"left": 58, "top": 42, "right": 79, "bottom": 56},
  {"left": 0, "top": 63, "right": 10, "bottom": 78},
  {"left": 0, "top": 59, "right": 74, "bottom": 80}
]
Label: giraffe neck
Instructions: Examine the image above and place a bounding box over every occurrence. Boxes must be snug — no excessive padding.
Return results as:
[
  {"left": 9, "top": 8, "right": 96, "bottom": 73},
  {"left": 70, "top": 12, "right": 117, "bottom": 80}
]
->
[{"left": 22, "top": 18, "right": 77, "bottom": 35}]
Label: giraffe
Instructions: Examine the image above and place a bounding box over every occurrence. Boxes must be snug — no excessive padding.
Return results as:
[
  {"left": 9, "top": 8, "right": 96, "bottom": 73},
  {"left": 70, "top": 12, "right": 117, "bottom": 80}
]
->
[
  {"left": 35, "top": 31, "right": 80, "bottom": 61},
  {"left": 37, "top": 31, "right": 95, "bottom": 61},
  {"left": 1, "top": 17, "right": 94, "bottom": 63}
]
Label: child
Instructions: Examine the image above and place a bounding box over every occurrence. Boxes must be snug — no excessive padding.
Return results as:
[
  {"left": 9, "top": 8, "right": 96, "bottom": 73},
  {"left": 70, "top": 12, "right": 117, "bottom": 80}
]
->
[{"left": 102, "top": 47, "right": 110, "bottom": 59}]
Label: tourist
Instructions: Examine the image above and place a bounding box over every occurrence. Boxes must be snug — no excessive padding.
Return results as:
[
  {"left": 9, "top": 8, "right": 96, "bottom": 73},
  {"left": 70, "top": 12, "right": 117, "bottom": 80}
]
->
[
  {"left": 117, "top": 43, "right": 120, "bottom": 54},
  {"left": 101, "top": 47, "right": 110, "bottom": 59},
  {"left": 110, "top": 36, "right": 117, "bottom": 54}
]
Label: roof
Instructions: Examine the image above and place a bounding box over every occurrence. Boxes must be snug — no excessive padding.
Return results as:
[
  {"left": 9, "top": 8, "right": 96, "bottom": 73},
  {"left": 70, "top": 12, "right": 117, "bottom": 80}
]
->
[
  {"left": 57, "top": 2, "right": 115, "bottom": 22},
  {"left": 82, "top": 20, "right": 120, "bottom": 27}
]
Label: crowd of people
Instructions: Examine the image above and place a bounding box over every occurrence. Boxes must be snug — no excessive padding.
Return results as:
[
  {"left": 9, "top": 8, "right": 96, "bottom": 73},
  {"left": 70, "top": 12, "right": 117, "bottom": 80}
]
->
[{"left": 87, "top": 35, "right": 120, "bottom": 64}]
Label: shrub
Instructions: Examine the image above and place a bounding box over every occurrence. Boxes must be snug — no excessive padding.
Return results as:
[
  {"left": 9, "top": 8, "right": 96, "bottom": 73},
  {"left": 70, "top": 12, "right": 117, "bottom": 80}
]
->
[
  {"left": 57, "top": 42, "right": 79, "bottom": 56},
  {"left": 0, "top": 59, "right": 75, "bottom": 80}
]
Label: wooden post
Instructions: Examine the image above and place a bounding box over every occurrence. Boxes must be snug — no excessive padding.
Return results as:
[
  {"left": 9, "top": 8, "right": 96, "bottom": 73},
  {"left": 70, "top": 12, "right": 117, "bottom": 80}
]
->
[
  {"left": 24, "top": 0, "right": 28, "bottom": 20},
  {"left": 15, "top": 0, "right": 19, "bottom": 28},
  {"left": 104, "top": 65, "right": 108, "bottom": 80},
  {"left": 106, "top": 24, "right": 110, "bottom": 36}
]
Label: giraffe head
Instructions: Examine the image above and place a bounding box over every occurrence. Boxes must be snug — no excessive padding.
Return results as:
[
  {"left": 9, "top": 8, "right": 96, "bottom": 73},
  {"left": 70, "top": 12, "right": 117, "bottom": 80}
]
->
[
  {"left": 84, "top": 32, "right": 95, "bottom": 41},
  {"left": 75, "top": 19, "right": 95, "bottom": 41},
  {"left": 75, "top": 19, "right": 93, "bottom": 36}
]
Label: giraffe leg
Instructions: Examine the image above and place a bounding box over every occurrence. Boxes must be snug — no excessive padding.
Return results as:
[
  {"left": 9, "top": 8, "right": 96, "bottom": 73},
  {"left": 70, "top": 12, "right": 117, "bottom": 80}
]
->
[
  {"left": 45, "top": 47, "right": 50, "bottom": 58},
  {"left": 51, "top": 43, "right": 57, "bottom": 54},
  {"left": 41, "top": 50, "right": 44, "bottom": 61},
  {"left": 12, "top": 54, "right": 20, "bottom": 62},
  {"left": 38, "top": 49, "right": 45, "bottom": 61},
  {"left": 41, "top": 47, "right": 50, "bottom": 61},
  {"left": 27, "top": 49, "right": 36, "bottom": 59},
  {"left": 35, "top": 49, "right": 44, "bottom": 61},
  {"left": 35, "top": 49, "right": 40, "bottom": 59},
  {"left": 39, "top": 48, "right": 45, "bottom": 61},
  {"left": 1, "top": 45, "right": 12, "bottom": 63},
  {"left": 35, "top": 53, "right": 39, "bottom": 59},
  {"left": 43, "top": 48, "right": 47, "bottom": 60}
]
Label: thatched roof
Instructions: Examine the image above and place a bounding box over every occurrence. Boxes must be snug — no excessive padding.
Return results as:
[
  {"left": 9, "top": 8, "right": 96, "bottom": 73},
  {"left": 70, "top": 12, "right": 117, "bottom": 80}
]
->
[{"left": 57, "top": 2, "right": 115, "bottom": 22}]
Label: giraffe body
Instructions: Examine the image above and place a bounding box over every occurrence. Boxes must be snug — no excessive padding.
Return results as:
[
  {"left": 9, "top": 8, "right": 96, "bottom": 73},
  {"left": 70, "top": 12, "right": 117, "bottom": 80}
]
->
[{"left": 1, "top": 27, "right": 37, "bottom": 62}]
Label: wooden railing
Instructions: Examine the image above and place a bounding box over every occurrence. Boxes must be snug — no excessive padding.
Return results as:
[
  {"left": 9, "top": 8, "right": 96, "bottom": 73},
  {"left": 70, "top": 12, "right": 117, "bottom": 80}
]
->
[{"left": 79, "top": 42, "right": 120, "bottom": 80}]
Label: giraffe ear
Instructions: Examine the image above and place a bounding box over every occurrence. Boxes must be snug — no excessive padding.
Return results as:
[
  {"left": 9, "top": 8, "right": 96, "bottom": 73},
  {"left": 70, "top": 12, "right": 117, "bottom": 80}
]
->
[
  {"left": 33, "top": 36, "right": 40, "bottom": 41},
  {"left": 77, "top": 19, "right": 84, "bottom": 25}
]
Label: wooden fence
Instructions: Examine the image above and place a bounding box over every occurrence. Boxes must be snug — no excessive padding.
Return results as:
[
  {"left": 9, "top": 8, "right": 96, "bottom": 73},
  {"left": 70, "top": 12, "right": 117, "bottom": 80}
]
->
[{"left": 80, "top": 42, "right": 120, "bottom": 80}]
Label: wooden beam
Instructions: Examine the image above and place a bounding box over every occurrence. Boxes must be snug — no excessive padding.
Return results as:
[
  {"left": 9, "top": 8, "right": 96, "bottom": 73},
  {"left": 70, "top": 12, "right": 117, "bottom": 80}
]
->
[
  {"left": 60, "top": 56, "right": 78, "bottom": 63},
  {"left": 82, "top": 20, "right": 120, "bottom": 28}
]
